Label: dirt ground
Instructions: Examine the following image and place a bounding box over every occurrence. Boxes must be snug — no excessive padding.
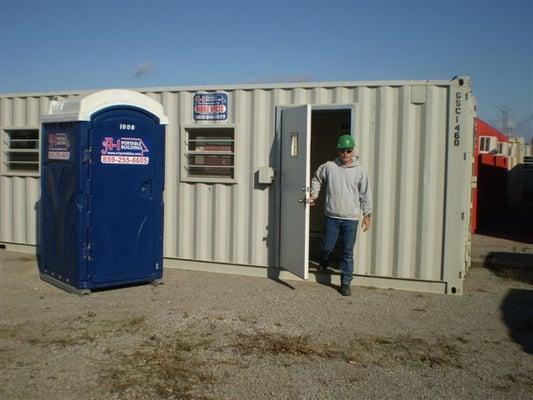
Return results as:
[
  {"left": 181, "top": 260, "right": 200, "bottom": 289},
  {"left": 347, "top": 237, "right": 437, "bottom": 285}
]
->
[{"left": 1, "top": 242, "right": 532, "bottom": 400}]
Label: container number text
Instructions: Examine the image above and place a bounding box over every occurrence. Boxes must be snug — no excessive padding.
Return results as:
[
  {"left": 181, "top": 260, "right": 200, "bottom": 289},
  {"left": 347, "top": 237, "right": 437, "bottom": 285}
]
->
[
  {"left": 119, "top": 124, "right": 135, "bottom": 130},
  {"left": 453, "top": 92, "right": 461, "bottom": 147}
]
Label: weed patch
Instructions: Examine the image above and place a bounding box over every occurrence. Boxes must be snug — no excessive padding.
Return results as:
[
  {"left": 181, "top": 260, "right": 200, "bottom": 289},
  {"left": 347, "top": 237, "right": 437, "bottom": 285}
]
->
[
  {"left": 234, "top": 332, "right": 341, "bottom": 359},
  {"left": 344, "top": 335, "right": 464, "bottom": 369},
  {"left": 99, "top": 333, "right": 215, "bottom": 400},
  {"left": 12, "top": 313, "right": 147, "bottom": 348}
]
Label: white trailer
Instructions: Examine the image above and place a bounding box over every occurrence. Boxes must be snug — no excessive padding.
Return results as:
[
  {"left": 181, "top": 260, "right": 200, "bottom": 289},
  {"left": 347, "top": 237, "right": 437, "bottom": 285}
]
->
[{"left": 0, "top": 77, "right": 475, "bottom": 294}]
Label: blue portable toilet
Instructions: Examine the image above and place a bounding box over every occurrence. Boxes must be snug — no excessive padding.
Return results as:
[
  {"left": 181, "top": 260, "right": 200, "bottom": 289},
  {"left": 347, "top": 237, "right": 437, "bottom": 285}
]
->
[{"left": 39, "top": 89, "right": 168, "bottom": 294}]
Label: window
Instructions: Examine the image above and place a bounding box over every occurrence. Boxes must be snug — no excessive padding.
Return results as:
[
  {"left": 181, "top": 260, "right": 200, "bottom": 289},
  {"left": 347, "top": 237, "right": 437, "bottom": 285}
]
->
[
  {"left": 479, "top": 136, "right": 491, "bottom": 153},
  {"left": 181, "top": 126, "right": 236, "bottom": 183},
  {"left": 498, "top": 143, "right": 503, "bottom": 154},
  {"left": 3, "top": 128, "right": 40, "bottom": 174}
]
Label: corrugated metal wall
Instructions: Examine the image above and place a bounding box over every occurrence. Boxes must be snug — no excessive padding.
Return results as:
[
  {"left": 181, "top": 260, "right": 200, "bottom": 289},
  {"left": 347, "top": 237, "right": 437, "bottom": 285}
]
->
[
  {"left": 0, "top": 81, "right": 471, "bottom": 287},
  {"left": 0, "top": 95, "right": 76, "bottom": 246}
]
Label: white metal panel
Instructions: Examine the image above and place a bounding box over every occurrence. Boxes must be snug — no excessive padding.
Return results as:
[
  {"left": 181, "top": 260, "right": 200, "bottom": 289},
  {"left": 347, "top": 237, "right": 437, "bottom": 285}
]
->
[
  {"left": 0, "top": 176, "right": 39, "bottom": 244},
  {"left": 279, "top": 105, "right": 311, "bottom": 280},
  {"left": 442, "top": 78, "right": 475, "bottom": 293},
  {"left": 0, "top": 177, "right": 13, "bottom": 241},
  {"left": 0, "top": 79, "right": 453, "bottom": 99}
]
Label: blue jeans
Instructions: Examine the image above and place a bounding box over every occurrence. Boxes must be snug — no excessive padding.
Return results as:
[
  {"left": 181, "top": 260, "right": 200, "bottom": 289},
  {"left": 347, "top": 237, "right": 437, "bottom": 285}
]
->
[{"left": 320, "top": 217, "right": 358, "bottom": 286}]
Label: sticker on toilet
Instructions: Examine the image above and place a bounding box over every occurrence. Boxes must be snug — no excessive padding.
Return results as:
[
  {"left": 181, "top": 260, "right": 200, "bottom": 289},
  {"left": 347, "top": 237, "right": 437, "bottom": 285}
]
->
[
  {"left": 48, "top": 133, "right": 71, "bottom": 160},
  {"left": 100, "top": 137, "right": 149, "bottom": 165}
]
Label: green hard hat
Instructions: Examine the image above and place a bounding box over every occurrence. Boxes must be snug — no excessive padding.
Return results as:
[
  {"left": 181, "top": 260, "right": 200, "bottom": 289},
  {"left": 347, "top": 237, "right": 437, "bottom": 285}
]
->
[{"left": 337, "top": 134, "right": 355, "bottom": 149}]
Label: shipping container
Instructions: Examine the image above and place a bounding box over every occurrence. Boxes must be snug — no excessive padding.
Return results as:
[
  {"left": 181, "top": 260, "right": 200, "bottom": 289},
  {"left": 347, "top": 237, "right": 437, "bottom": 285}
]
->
[{"left": 0, "top": 77, "right": 475, "bottom": 294}]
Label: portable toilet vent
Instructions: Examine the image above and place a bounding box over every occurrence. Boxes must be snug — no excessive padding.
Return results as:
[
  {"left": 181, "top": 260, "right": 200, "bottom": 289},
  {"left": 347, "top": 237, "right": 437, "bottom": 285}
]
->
[{"left": 38, "top": 89, "right": 168, "bottom": 294}]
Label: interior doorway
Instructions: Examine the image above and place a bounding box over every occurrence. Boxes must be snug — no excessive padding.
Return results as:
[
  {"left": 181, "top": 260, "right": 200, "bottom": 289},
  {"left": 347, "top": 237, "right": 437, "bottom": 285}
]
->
[{"left": 308, "top": 108, "right": 352, "bottom": 264}]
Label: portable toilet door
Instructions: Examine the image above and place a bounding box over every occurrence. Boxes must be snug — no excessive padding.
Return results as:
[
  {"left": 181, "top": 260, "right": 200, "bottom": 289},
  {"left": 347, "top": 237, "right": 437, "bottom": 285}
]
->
[{"left": 39, "top": 89, "right": 168, "bottom": 293}]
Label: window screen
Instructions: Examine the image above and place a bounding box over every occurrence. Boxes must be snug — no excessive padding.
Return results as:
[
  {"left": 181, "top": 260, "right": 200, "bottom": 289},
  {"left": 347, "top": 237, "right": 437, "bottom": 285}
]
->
[
  {"left": 182, "top": 127, "right": 235, "bottom": 182},
  {"left": 3, "top": 129, "right": 39, "bottom": 173}
]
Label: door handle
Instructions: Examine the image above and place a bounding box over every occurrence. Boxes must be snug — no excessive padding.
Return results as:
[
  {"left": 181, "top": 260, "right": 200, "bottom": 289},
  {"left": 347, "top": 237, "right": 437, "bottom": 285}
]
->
[
  {"left": 140, "top": 180, "right": 153, "bottom": 198},
  {"left": 299, "top": 186, "right": 309, "bottom": 204}
]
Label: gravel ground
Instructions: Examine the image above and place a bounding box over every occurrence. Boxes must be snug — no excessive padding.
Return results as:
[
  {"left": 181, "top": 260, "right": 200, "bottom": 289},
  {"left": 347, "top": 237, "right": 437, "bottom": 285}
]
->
[{"left": 1, "top": 249, "right": 532, "bottom": 400}]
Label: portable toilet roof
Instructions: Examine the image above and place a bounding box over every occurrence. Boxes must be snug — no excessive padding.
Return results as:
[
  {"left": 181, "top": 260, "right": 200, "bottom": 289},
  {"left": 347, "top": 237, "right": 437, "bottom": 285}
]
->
[{"left": 41, "top": 89, "right": 169, "bottom": 124}]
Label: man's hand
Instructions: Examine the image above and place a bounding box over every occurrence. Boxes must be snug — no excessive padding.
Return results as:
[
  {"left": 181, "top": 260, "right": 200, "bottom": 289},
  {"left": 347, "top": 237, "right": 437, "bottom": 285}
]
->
[
  {"left": 309, "top": 196, "right": 317, "bottom": 206},
  {"left": 362, "top": 215, "right": 372, "bottom": 232}
]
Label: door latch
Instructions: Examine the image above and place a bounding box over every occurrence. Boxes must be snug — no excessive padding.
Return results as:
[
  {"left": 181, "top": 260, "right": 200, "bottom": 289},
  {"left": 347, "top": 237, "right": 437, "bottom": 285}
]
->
[{"left": 298, "top": 186, "right": 310, "bottom": 204}]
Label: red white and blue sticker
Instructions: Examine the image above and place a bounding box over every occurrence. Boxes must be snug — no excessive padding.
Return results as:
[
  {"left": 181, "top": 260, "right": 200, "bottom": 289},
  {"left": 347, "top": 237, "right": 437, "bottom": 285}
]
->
[
  {"left": 100, "top": 137, "right": 150, "bottom": 165},
  {"left": 48, "top": 133, "right": 71, "bottom": 160},
  {"left": 193, "top": 92, "right": 228, "bottom": 121}
]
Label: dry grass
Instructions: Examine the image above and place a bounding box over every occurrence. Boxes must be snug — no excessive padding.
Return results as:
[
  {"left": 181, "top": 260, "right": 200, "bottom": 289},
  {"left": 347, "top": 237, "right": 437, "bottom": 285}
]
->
[
  {"left": 2, "top": 312, "right": 147, "bottom": 349},
  {"left": 233, "top": 331, "right": 464, "bottom": 369},
  {"left": 3, "top": 315, "right": 470, "bottom": 399},
  {"left": 494, "top": 372, "right": 533, "bottom": 392},
  {"left": 235, "top": 332, "right": 341, "bottom": 359},
  {"left": 99, "top": 330, "right": 342, "bottom": 399},
  {"left": 99, "top": 333, "right": 216, "bottom": 400},
  {"left": 346, "top": 335, "right": 463, "bottom": 368}
]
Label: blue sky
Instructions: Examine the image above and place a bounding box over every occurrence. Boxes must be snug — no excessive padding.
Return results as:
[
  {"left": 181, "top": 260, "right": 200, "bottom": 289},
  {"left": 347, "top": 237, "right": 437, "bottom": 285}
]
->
[{"left": 1, "top": 0, "right": 532, "bottom": 140}]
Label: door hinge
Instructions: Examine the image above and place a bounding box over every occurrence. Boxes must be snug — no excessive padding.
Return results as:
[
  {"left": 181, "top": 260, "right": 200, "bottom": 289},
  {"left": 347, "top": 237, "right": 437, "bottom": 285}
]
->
[
  {"left": 83, "top": 243, "right": 93, "bottom": 260},
  {"left": 83, "top": 147, "right": 93, "bottom": 163}
]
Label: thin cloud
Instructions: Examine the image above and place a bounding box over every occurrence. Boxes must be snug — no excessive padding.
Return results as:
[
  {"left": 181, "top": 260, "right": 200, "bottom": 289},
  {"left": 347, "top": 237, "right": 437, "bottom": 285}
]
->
[{"left": 132, "top": 62, "right": 154, "bottom": 78}]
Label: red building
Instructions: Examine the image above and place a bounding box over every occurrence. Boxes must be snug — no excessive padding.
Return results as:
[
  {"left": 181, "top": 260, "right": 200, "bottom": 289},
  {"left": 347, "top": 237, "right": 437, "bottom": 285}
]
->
[{"left": 472, "top": 118, "right": 509, "bottom": 233}]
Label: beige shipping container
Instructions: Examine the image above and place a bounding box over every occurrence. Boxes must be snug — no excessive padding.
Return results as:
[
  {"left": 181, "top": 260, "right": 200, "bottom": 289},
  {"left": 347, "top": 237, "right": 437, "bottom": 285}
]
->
[{"left": 0, "top": 77, "right": 475, "bottom": 294}]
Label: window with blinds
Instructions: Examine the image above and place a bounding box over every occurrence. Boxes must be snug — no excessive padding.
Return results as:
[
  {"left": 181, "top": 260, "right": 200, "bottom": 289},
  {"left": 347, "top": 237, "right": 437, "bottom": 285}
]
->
[
  {"left": 181, "top": 127, "right": 236, "bottom": 183},
  {"left": 3, "top": 129, "right": 40, "bottom": 174}
]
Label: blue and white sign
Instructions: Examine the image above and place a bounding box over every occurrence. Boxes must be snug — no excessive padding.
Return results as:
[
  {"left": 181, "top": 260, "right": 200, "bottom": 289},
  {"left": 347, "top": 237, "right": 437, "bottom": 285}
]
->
[
  {"left": 193, "top": 92, "right": 228, "bottom": 121},
  {"left": 100, "top": 136, "right": 150, "bottom": 165}
]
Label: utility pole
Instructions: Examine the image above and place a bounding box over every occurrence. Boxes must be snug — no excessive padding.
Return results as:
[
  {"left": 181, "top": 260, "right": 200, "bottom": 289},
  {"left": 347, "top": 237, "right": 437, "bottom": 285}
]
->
[{"left": 496, "top": 106, "right": 512, "bottom": 136}]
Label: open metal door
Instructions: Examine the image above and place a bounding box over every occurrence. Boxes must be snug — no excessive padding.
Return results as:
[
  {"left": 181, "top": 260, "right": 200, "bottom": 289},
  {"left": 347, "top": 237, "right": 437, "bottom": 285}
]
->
[{"left": 279, "top": 105, "right": 311, "bottom": 279}]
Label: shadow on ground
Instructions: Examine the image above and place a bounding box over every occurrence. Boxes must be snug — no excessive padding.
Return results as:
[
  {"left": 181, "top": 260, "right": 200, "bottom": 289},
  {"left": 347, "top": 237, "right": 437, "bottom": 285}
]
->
[
  {"left": 501, "top": 288, "right": 533, "bottom": 355},
  {"left": 476, "top": 205, "right": 533, "bottom": 244},
  {"left": 484, "top": 252, "right": 533, "bottom": 285},
  {"left": 267, "top": 268, "right": 296, "bottom": 290}
]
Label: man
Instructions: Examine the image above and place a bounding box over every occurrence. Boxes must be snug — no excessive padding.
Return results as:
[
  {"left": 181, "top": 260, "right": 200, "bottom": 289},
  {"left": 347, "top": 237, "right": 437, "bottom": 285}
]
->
[{"left": 310, "top": 134, "right": 372, "bottom": 296}]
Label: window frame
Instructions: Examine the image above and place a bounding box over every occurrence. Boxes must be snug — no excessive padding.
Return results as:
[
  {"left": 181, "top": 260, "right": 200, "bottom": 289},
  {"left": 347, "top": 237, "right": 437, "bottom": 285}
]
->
[
  {"left": 479, "top": 136, "right": 491, "bottom": 153},
  {"left": 180, "top": 124, "right": 237, "bottom": 184},
  {"left": 1, "top": 126, "right": 41, "bottom": 177}
]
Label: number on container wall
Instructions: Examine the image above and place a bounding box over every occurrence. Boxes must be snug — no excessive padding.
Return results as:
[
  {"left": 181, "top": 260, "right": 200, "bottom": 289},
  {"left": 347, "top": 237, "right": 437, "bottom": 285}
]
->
[
  {"left": 454, "top": 92, "right": 461, "bottom": 147},
  {"left": 119, "top": 124, "right": 135, "bottom": 130}
]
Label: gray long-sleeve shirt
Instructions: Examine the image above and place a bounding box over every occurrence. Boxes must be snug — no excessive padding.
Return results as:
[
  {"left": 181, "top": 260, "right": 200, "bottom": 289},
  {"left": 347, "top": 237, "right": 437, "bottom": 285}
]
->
[{"left": 311, "top": 156, "right": 372, "bottom": 221}]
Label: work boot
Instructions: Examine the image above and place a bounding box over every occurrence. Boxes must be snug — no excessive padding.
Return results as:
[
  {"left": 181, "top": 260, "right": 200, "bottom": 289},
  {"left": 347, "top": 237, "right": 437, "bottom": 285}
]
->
[
  {"left": 339, "top": 284, "right": 351, "bottom": 296},
  {"left": 318, "top": 260, "right": 329, "bottom": 272}
]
